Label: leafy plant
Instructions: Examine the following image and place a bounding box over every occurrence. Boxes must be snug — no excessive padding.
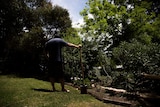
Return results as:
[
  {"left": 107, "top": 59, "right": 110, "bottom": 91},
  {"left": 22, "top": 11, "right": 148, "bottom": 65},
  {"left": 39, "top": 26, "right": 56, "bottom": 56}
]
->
[{"left": 112, "top": 40, "right": 160, "bottom": 91}]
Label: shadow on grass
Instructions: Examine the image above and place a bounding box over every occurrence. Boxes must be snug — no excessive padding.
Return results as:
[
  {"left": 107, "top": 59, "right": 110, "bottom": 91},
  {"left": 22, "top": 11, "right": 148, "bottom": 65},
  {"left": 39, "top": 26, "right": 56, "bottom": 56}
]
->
[{"left": 32, "top": 88, "right": 54, "bottom": 92}]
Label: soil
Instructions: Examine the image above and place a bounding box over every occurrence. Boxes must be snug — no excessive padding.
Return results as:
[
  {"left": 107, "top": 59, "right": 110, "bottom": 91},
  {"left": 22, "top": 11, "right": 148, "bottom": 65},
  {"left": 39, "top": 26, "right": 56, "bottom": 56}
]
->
[
  {"left": 66, "top": 83, "right": 160, "bottom": 107},
  {"left": 87, "top": 88, "right": 138, "bottom": 107},
  {"left": 87, "top": 87, "right": 160, "bottom": 107}
]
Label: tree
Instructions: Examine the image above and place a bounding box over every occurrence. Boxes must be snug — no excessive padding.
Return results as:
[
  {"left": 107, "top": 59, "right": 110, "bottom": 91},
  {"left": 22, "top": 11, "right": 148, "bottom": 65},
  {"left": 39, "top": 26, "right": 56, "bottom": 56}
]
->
[
  {"left": 0, "top": 0, "right": 73, "bottom": 76},
  {"left": 0, "top": 0, "right": 28, "bottom": 57},
  {"left": 113, "top": 0, "right": 160, "bottom": 44},
  {"left": 80, "top": 0, "right": 128, "bottom": 51},
  {"left": 62, "top": 28, "right": 82, "bottom": 81},
  {"left": 112, "top": 40, "right": 160, "bottom": 91},
  {"left": 79, "top": 0, "right": 128, "bottom": 82},
  {"left": 43, "top": 5, "right": 72, "bottom": 38},
  {"left": 111, "top": 0, "right": 160, "bottom": 91},
  {"left": 80, "top": 0, "right": 160, "bottom": 92}
]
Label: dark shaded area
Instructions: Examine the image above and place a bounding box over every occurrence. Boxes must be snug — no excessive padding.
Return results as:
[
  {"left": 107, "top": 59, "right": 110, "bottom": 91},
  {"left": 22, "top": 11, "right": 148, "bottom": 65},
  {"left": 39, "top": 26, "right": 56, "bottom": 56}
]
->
[
  {"left": 0, "top": 0, "right": 72, "bottom": 81},
  {"left": 32, "top": 88, "right": 54, "bottom": 92},
  {"left": 0, "top": 58, "right": 48, "bottom": 82},
  {"left": 87, "top": 87, "right": 160, "bottom": 107}
]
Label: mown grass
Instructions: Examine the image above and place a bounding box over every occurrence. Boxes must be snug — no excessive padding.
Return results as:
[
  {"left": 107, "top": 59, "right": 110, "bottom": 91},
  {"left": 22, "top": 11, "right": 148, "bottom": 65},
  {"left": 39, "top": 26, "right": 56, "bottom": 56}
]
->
[{"left": 0, "top": 75, "right": 121, "bottom": 107}]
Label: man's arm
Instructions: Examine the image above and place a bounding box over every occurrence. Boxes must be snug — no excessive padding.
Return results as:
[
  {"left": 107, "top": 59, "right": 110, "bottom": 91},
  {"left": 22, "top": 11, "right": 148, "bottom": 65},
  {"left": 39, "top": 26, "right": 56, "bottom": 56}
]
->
[{"left": 67, "top": 43, "right": 81, "bottom": 48}]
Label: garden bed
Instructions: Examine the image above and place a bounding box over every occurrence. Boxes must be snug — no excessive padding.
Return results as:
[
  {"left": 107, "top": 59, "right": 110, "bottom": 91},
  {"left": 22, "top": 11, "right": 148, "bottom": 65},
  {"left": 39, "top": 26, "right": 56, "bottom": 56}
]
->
[
  {"left": 87, "top": 88, "right": 137, "bottom": 107},
  {"left": 87, "top": 86, "right": 160, "bottom": 107},
  {"left": 66, "top": 81, "right": 160, "bottom": 107}
]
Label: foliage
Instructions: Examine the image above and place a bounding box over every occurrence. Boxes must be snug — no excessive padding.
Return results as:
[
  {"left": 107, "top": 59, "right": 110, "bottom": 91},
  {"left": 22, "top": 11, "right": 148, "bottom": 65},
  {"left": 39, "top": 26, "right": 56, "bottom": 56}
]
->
[
  {"left": 43, "top": 5, "right": 72, "bottom": 38},
  {"left": 80, "top": 0, "right": 160, "bottom": 93},
  {"left": 80, "top": 0, "right": 128, "bottom": 87},
  {"left": 77, "top": 37, "right": 113, "bottom": 86},
  {"left": 80, "top": 0, "right": 129, "bottom": 50},
  {"left": 0, "top": 0, "right": 73, "bottom": 75},
  {"left": 62, "top": 30, "right": 82, "bottom": 81},
  {"left": 80, "top": 0, "right": 160, "bottom": 48},
  {"left": 1, "top": 0, "right": 160, "bottom": 94},
  {"left": 0, "top": 0, "right": 27, "bottom": 57},
  {"left": 112, "top": 40, "right": 160, "bottom": 91}
]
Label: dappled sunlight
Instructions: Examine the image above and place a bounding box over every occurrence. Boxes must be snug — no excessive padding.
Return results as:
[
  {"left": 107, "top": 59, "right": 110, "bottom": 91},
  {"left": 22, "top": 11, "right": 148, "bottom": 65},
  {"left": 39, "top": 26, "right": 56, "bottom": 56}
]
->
[{"left": 67, "top": 100, "right": 121, "bottom": 107}]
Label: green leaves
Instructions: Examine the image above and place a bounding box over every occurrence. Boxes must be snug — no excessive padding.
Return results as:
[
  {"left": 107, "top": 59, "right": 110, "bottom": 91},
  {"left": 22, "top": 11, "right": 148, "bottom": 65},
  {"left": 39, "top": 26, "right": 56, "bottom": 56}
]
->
[
  {"left": 113, "top": 40, "right": 160, "bottom": 90},
  {"left": 0, "top": 0, "right": 75, "bottom": 74},
  {"left": 80, "top": 0, "right": 128, "bottom": 50},
  {"left": 79, "top": 0, "right": 160, "bottom": 92}
]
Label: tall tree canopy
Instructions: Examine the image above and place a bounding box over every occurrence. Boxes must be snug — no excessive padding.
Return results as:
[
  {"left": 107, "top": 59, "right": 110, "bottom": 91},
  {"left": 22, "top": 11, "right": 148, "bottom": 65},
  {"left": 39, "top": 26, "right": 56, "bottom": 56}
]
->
[
  {"left": 80, "top": 0, "right": 160, "bottom": 48},
  {"left": 0, "top": 0, "right": 73, "bottom": 74},
  {"left": 80, "top": 0, "right": 160, "bottom": 91}
]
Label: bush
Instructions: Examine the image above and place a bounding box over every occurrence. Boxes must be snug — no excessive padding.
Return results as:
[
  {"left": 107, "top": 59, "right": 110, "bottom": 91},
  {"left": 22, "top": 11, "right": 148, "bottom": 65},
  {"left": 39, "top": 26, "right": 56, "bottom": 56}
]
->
[{"left": 112, "top": 40, "right": 160, "bottom": 92}]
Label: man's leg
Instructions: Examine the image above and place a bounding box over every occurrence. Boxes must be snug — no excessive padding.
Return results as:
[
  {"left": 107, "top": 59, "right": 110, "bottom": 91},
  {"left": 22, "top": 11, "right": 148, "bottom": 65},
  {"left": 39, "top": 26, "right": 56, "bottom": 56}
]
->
[
  {"left": 49, "top": 77, "right": 56, "bottom": 91},
  {"left": 59, "top": 78, "right": 70, "bottom": 92},
  {"left": 59, "top": 78, "right": 65, "bottom": 91}
]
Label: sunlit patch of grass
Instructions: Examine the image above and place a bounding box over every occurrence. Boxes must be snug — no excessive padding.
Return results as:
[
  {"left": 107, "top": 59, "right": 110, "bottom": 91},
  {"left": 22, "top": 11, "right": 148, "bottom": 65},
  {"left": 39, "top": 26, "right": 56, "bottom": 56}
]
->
[
  {"left": 0, "top": 75, "right": 121, "bottom": 107},
  {"left": 67, "top": 100, "right": 120, "bottom": 107}
]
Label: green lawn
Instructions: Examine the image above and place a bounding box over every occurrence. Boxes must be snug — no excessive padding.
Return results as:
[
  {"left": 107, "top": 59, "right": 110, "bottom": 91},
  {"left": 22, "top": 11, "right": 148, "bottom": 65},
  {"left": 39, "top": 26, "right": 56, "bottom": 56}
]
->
[{"left": 0, "top": 75, "right": 121, "bottom": 107}]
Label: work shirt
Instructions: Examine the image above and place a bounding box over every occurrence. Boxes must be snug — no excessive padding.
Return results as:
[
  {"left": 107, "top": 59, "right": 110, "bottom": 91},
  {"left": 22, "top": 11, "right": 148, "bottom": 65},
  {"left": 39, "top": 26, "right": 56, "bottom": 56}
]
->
[{"left": 45, "top": 37, "right": 68, "bottom": 62}]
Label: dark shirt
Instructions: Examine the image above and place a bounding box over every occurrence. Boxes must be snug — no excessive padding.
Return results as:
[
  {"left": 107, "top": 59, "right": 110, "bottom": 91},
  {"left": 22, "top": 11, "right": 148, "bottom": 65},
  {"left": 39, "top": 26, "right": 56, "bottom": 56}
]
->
[{"left": 45, "top": 37, "right": 68, "bottom": 62}]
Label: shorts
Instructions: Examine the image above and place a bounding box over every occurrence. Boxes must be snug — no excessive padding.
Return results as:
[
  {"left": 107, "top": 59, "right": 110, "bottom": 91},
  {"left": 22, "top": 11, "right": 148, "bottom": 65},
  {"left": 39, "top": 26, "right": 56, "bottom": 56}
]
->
[{"left": 47, "top": 61, "right": 64, "bottom": 79}]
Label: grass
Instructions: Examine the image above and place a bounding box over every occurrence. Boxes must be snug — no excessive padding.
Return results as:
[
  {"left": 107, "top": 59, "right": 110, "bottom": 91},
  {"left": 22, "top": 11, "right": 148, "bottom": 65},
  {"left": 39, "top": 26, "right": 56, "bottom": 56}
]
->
[{"left": 0, "top": 75, "right": 121, "bottom": 107}]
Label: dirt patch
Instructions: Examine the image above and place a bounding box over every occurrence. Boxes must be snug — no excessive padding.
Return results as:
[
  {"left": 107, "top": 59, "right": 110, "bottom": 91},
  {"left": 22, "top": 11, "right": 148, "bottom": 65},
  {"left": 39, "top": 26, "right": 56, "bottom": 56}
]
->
[
  {"left": 66, "top": 83, "right": 160, "bottom": 107},
  {"left": 87, "top": 87, "right": 160, "bottom": 107},
  {"left": 87, "top": 88, "right": 137, "bottom": 107}
]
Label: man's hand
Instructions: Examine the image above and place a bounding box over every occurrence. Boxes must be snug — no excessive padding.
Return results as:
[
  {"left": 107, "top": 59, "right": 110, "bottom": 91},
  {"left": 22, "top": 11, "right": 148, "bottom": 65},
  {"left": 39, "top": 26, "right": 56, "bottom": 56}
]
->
[
  {"left": 46, "top": 53, "right": 49, "bottom": 58},
  {"left": 78, "top": 44, "right": 82, "bottom": 48}
]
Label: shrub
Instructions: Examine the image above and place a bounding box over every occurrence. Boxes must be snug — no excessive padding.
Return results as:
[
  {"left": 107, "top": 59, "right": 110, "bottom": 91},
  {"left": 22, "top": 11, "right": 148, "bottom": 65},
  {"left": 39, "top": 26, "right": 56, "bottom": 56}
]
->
[{"left": 112, "top": 40, "right": 160, "bottom": 92}]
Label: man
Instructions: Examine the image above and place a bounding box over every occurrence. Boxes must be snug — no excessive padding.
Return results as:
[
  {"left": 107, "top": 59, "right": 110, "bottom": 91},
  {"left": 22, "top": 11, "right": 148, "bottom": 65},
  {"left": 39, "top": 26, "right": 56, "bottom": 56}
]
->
[{"left": 45, "top": 33, "right": 81, "bottom": 92}]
